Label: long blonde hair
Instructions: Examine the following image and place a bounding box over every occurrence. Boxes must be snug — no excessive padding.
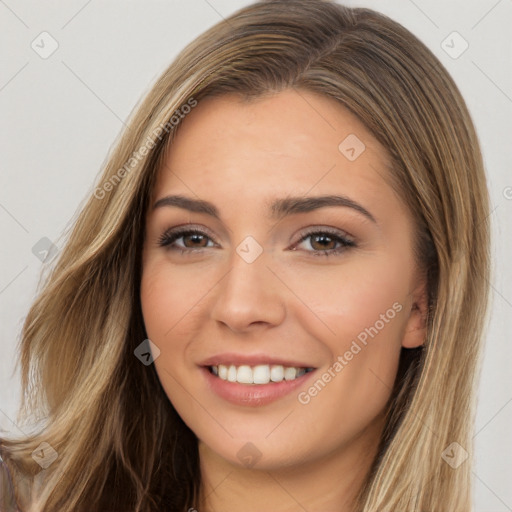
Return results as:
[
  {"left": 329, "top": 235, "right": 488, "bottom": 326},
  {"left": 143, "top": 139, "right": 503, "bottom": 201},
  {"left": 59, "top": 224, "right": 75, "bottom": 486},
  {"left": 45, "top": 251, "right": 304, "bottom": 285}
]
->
[{"left": 1, "top": 1, "right": 490, "bottom": 510}]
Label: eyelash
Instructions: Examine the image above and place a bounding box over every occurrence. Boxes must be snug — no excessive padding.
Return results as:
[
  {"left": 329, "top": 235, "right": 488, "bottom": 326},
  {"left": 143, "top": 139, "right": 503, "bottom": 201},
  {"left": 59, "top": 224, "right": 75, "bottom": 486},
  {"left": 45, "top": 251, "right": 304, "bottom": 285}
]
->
[{"left": 157, "top": 225, "right": 356, "bottom": 257}]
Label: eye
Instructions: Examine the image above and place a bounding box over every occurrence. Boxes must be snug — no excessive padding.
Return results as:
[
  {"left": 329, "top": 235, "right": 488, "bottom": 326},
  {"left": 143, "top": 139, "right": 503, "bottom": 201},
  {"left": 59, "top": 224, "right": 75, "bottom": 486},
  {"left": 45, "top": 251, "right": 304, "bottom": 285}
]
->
[
  {"left": 156, "top": 225, "right": 356, "bottom": 257},
  {"left": 157, "top": 226, "right": 216, "bottom": 253},
  {"left": 293, "top": 228, "right": 356, "bottom": 257}
]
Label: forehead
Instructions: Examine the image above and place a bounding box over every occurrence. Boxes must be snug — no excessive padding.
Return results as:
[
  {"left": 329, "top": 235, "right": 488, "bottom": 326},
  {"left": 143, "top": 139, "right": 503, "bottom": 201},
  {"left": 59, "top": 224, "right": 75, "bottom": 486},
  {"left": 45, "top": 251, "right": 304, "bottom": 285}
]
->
[{"left": 153, "top": 89, "right": 399, "bottom": 217}]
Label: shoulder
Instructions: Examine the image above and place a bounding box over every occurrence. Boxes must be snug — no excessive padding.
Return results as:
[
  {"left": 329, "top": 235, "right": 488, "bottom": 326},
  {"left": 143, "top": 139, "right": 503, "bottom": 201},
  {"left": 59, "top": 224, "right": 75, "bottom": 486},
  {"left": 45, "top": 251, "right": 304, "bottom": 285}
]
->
[{"left": 0, "top": 444, "right": 33, "bottom": 512}]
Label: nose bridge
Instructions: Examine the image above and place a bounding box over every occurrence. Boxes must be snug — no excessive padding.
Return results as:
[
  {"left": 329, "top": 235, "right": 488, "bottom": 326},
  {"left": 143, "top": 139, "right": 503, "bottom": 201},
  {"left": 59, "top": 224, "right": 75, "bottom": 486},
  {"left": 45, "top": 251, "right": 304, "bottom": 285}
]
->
[{"left": 210, "top": 244, "right": 285, "bottom": 330}]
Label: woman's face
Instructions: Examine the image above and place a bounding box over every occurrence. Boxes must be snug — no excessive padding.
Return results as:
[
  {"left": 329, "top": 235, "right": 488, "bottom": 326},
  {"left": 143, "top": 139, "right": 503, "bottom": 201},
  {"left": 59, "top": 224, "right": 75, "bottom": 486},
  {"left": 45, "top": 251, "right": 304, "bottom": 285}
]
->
[{"left": 141, "top": 89, "right": 426, "bottom": 471}]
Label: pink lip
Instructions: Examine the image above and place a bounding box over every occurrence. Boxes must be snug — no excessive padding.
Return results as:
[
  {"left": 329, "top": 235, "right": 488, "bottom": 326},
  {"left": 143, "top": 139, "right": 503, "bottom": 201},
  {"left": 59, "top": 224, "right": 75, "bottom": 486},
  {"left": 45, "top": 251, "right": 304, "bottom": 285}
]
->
[
  {"left": 199, "top": 352, "right": 315, "bottom": 368},
  {"left": 201, "top": 366, "right": 316, "bottom": 407}
]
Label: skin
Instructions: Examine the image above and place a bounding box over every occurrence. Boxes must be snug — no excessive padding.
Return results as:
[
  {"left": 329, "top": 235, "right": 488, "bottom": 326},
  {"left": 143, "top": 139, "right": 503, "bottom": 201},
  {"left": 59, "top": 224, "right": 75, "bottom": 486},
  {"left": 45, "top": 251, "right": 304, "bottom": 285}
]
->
[{"left": 140, "top": 89, "right": 427, "bottom": 511}]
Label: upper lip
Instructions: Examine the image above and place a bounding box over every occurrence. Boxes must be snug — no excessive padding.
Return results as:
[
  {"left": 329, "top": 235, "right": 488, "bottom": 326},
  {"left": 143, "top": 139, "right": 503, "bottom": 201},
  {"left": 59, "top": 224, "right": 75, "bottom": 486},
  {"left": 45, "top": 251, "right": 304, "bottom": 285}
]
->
[{"left": 199, "top": 353, "right": 316, "bottom": 368}]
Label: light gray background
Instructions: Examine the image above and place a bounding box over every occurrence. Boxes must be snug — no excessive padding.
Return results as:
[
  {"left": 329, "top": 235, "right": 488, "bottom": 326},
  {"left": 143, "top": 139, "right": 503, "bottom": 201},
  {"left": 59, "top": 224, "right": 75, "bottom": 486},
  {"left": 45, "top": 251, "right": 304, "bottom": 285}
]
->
[{"left": 1, "top": 1, "right": 511, "bottom": 509}]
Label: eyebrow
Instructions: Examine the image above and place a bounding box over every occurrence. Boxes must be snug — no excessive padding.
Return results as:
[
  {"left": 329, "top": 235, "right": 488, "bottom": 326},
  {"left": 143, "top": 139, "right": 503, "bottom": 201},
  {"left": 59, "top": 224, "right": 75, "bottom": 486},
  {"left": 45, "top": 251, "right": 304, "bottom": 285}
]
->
[{"left": 152, "top": 194, "right": 377, "bottom": 223}]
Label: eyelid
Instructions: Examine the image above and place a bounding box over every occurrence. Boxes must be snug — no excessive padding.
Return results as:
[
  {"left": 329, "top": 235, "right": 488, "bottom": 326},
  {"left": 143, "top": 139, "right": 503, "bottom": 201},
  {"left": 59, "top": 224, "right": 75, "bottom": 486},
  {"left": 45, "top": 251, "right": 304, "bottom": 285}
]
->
[
  {"left": 161, "top": 223, "right": 217, "bottom": 239},
  {"left": 287, "top": 226, "right": 356, "bottom": 256},
  {"left": 292, "top": 225, "right": 355, "bottom": 245},
  {"left": 156, "top": 224, "right": 219, "bottom": 248}
]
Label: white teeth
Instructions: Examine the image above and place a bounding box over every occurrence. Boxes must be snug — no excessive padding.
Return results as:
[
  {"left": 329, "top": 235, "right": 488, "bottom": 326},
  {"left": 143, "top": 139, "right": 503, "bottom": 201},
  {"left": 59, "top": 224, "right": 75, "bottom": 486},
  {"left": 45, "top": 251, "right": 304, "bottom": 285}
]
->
[
  {"left": 227, "top": 365, "right": 237, "bottom": 382},
  {"left": 236, "top": 365, "right": 253, "bottom": 384},
  {"left": 270, "top": 365, "right": 284, "bottom": 382},
  {"left": 218, "top": 364, "right": 228, "bottom": 380},
  {"left": 284, "top": 367, "right": 297, "bottom": 381},
  {"left": 253, "top": 364, "right": 270, "bottom": 384},
  {"left": 211, "top": 364, "right": 312, "bottom": 385}
]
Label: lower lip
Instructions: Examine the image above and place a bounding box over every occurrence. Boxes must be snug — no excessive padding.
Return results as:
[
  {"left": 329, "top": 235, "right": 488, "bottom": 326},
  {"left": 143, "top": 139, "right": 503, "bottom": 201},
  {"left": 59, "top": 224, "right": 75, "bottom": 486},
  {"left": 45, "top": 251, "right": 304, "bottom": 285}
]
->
[{"left": 201, "top": 367, "right": 316, "bottom": 407}]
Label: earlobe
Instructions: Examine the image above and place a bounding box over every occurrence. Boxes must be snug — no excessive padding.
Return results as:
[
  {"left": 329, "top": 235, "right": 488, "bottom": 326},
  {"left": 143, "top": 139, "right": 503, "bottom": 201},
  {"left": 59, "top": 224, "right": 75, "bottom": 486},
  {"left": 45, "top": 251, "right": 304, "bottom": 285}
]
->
[{"left": 401, "top": 279, "right": 429, "bottom": 349}]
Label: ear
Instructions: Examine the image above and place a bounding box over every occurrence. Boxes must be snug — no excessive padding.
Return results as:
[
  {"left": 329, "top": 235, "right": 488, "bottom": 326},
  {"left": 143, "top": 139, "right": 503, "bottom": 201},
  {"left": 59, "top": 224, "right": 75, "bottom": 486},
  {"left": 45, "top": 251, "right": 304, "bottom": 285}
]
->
[{"left": 401, "top": 275, "right": 429, "bottom": 349}]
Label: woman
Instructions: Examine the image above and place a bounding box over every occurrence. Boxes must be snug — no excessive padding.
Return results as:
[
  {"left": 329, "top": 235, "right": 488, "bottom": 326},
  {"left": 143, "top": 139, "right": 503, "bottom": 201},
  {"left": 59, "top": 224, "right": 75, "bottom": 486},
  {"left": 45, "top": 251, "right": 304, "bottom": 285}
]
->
[{"left": 0, "top": 0, "right": 490, "bottom": 510}]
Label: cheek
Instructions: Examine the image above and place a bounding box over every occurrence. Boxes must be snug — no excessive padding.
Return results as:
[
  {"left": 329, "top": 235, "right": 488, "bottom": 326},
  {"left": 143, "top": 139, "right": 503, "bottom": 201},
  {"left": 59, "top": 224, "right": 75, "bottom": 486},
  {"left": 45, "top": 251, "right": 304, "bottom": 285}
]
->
[
  {"left": 140, "top": 264, "right": 172, "bottom": 340},
  {"left": 284, "top": 258, "right": 409, "bottom": 429},
  {"left": 140, "top": 259, "right": 214, "bottom": 397},
  {"left": 140, "top": 263, "right": 189, "bottom": 411},
  {"left": 140, "top": 259, "right": 208, "bottom": 341},
  {"left": 286, "top": 253, "right": 410, "bottom": 348}
]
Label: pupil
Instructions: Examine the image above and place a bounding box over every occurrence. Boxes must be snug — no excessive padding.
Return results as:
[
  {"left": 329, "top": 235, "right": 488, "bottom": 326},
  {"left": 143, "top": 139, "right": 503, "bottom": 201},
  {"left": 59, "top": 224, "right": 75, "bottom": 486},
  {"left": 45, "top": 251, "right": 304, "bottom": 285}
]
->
[
  {"left": 186, "top": 234, "right": 207, "bottom": 247},
  {"left": 312, "top": 235, "right": 334, "bottom": 250}
]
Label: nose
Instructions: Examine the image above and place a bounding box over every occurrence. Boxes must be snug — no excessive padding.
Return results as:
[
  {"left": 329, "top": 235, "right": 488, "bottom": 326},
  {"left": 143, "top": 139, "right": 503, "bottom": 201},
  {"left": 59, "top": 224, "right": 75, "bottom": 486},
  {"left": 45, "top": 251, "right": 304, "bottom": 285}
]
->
[{"left": 209, "top": 249, "right": 286, "bottom": 333}]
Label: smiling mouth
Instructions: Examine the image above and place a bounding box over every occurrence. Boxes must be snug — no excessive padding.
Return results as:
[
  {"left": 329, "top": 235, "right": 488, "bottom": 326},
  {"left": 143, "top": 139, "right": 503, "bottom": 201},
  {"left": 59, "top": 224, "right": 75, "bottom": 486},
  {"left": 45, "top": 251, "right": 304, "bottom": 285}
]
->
[{"left": 207, "top": 364, "right": 315, "bottom": 385}]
